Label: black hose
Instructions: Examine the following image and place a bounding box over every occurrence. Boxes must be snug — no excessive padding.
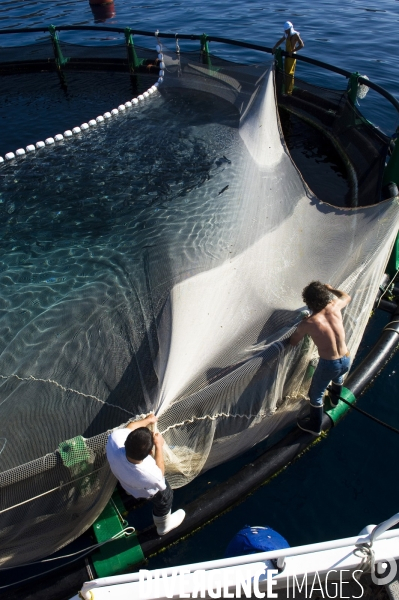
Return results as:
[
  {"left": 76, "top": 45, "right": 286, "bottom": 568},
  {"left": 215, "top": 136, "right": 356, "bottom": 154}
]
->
[
  {"left": 330, "top": 393, "right": 399, "bottom": 435},
  {"left": 378, "top": 298, "right": 398, "bottom": 313},
  {"left": 0, "top": 561, "right": 89, "bottom": 600},
  {"left": 345, "top": 307, "right": 399, "bottom": 398}
]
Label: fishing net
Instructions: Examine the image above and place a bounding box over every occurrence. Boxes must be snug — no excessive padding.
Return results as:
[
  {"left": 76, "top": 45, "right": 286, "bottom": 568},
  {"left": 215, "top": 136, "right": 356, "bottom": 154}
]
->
[{"left": 0, "top": 43, "right": 398, "bottom": 566}]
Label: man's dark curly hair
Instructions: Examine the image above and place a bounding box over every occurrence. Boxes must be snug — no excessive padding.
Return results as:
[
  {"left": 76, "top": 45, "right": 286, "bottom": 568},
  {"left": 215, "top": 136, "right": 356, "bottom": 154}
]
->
[
  {"left": 125, "top": 427, "right": 153, "bottom": 461},
  {"left": 302, "top": 281, "right": 331, "bottom": 314}
]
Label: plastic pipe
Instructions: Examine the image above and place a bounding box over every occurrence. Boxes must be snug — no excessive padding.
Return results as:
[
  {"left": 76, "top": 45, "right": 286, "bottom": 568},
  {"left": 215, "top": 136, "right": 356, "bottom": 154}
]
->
[{"left": 345, "top": 306, "right": 399, "bottom": 399}]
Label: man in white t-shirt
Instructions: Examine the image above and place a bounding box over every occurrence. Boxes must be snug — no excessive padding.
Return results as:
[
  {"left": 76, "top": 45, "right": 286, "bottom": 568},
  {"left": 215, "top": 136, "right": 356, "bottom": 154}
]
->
[{"left": 106, "top": 414, "right": 185, "bottom": 536}]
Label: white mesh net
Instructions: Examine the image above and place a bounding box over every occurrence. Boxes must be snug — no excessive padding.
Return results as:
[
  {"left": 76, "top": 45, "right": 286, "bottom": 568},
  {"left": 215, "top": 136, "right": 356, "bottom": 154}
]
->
[
  {"left": 153, "top": 54, "right": 399, "bottom": 485},
  {"left": 0, "top": 50, "right": 398, "bottom": 565}
]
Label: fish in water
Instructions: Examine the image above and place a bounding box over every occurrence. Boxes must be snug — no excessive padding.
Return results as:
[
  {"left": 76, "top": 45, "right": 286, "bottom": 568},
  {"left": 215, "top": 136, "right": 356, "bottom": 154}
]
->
[{"left": 218, "top": 185, "right": 229, "bottom": 195}]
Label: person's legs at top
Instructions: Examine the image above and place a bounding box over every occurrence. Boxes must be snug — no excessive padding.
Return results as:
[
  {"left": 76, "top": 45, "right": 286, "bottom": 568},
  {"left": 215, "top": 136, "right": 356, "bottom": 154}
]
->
[{"left": 284, "top": 57, "right": 296, "bottom": 94}]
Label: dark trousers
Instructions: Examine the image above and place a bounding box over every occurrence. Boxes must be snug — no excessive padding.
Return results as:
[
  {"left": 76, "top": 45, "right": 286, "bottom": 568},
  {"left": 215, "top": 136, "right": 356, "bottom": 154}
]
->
[{"left": 149, "top": 480, "right": 173, "bottom": 517}]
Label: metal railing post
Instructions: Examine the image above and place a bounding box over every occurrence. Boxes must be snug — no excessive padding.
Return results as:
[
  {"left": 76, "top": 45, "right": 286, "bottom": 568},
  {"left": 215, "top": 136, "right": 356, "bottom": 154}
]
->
[
  {"left": 48, "top": 24, "right": 69, "bottom": 72},
  {"left": 124, "top": 27, "right": 141, "bottom": 73},
  {"left": 200, "top": 33, "right": 212, "bottom": 67}
]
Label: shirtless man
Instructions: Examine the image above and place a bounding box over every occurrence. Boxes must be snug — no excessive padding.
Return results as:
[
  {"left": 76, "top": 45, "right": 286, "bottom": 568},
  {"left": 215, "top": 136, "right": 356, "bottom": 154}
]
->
[{"left": 290, "top": 281, "right": 351, "bottom": 435}]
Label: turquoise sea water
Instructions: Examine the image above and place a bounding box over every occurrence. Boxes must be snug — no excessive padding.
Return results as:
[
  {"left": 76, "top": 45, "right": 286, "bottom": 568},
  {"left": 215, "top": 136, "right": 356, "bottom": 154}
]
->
[{"left": 0, "top": 0, "right": 398, "bottom": 578}]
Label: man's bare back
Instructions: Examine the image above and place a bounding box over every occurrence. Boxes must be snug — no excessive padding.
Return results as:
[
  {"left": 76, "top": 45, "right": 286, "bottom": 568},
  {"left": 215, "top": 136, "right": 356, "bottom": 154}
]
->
[{"left": 290, "top": 284, "right": 351, "bottom": 359}]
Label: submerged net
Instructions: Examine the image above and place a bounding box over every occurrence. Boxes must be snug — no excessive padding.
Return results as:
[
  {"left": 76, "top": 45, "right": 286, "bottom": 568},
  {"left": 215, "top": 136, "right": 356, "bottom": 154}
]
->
[{"left": 0, "top": 46, "right": 398, "bottom": 566}]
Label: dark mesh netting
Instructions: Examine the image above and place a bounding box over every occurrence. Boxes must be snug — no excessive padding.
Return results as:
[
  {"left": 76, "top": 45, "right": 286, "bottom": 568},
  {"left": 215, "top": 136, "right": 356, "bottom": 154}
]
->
[
  {"left": 57, "top": 41, "right": 156, "bottom": 62},
  {"left": 276, "top": 65, "right": 389, "bottom": 207},
  {"left": 0, "top": 433, "right": 115, "bottom": 568},
  {"left": 58, "top": 40, "right": 127, "bottom": 61},
  {"left": 0, "top": 69, "right": 158, "bottom": 157},
  {"left": 0, "top": 37, "right": 158, "bottom": 75},
  {"left": 0, "top": 45, "right": 398, "bottom": 567},
  {"left": 0, "top": 40, "right": 54, "bottom": 63}
]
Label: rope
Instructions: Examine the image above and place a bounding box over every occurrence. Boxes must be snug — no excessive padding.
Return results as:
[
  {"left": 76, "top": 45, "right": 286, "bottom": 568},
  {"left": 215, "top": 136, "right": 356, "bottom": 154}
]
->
[
  {"left": 375, "top": 269, "right": 399, "bottom": 310},
  {"left": 329, "top": 389, "right": 399, "bottom": 435},
  {"left": 0, "top": 465, "right": 107, "bottom": 514},
  {"left": 0, "top": 526, "right": 135, "bottom": 589},
  {"left": 0, "top": 373, "right": 134, "bottom": 416},
  {"left": 383, "top": 319, "right": 399, "bottom": 333},
  {"left": 110, "top": 496, "right": 127, "bottom": 526},
  {"left": 353, "top": 543, "right": 375, "bottom": 578}
]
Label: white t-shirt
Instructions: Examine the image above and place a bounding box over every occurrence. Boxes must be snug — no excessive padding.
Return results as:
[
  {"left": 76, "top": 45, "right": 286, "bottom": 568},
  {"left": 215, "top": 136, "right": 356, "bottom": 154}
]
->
[{"left": 106, "top": 428, "right": 166, "bottom": 499}]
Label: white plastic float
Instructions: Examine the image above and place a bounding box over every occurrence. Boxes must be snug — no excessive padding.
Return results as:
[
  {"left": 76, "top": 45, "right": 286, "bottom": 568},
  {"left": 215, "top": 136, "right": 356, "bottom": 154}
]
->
[{"left": 0, "top": 38, "right": 164, "bottom": 162}]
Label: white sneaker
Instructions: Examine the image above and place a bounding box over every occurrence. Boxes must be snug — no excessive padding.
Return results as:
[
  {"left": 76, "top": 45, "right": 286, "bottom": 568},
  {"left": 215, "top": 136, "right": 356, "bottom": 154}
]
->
[{"left": 153, "top": 509, "right": 186, "bottom": 536}]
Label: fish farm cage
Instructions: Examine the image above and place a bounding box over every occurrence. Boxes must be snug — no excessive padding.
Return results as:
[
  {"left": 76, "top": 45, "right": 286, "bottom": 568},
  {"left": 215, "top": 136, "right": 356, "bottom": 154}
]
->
[{"left": 0, "top": 25, "right": 399, "bottom": 600}]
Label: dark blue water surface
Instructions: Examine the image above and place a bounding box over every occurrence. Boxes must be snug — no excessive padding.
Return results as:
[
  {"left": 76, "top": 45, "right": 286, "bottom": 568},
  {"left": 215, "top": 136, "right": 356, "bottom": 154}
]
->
[{"left": 0, "top": 0, "right": 398, "bottom": 576}]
